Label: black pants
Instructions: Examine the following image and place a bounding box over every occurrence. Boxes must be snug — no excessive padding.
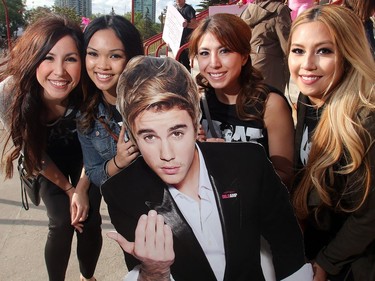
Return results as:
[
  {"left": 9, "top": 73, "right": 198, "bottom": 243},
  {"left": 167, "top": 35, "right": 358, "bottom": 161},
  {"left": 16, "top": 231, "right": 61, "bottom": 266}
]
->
[{"left": 40, "top": 177, "right": 102, "bottom": 281}]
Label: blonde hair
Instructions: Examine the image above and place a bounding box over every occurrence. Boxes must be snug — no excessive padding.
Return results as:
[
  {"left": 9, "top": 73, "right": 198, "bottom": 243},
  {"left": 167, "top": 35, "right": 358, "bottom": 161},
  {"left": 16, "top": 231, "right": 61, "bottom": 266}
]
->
[
  {"left": 116, "top": 56, "right": 201, "bottom": 142},
  {"left": 290, "top": 5, "right": 375, "bottom": 219}
]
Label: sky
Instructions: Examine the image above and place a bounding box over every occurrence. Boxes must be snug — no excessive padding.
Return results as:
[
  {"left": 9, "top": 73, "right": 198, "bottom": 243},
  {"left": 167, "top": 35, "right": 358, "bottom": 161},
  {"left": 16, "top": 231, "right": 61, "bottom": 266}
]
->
[{"left": 25, "top": 0, "right": 201, "bottom": 21}]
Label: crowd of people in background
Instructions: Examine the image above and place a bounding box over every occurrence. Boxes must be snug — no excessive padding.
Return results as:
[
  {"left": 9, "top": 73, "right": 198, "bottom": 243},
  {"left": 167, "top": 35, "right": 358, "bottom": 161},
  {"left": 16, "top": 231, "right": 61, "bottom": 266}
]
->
[{"left": 0, "top": 0, "right": 374, "bottom": 280}]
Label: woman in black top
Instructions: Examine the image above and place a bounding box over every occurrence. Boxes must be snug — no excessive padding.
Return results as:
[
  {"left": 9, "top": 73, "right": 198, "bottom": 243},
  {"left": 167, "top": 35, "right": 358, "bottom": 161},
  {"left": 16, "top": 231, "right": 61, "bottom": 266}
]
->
[
  {"left": 189, "top": 13, "right": 294, "bottom": 188},
  {"left": 0, "top": 15, "right": 101, "bottom": 281}
]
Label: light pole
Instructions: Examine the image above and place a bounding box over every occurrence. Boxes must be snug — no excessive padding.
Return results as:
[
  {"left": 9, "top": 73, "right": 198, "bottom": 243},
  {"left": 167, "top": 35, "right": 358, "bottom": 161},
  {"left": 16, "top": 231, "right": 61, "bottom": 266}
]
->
[
  {"left": 131, "top": 0, "right": 134, "bottom": 24},
  {"left": 1, "top": 0, "right": 11, "bottom": 51}
]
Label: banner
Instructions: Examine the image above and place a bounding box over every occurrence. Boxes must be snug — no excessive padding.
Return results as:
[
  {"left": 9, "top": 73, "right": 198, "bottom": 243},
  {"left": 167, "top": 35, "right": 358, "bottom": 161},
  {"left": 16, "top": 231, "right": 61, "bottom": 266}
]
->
[{"left": 162, "top": 5, "right": 185, "bottom": 56}]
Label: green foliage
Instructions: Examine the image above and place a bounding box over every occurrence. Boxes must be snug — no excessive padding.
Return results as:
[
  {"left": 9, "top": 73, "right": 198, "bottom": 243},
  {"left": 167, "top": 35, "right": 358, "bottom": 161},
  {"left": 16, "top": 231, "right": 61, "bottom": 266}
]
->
[
  {"left": 24, "top": 6, "right": 81, "bottom": 26},
  {"left": 23, "top": 6, "right": 52, "bottom": 25},
  {"left": 196, "top": 0, "right": 228, "bottom": 12},
  {"left": 52, "top": 6, "right": 81, "bottom": 24},
  {"left": 90, "top": 13, "right": 106, "bottom": 20},
  {"left": 0, "top": 0, "right": 26, "bottom": 39},
  {"left": 124, "top": 12, "right": 161, "bottom": 41}
]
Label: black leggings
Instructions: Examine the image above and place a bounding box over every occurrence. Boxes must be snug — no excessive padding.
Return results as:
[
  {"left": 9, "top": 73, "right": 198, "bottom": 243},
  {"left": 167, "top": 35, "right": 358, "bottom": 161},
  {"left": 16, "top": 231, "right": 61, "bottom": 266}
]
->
[{"left": 40, "top": 178, "right": 102, "bottom": 281}]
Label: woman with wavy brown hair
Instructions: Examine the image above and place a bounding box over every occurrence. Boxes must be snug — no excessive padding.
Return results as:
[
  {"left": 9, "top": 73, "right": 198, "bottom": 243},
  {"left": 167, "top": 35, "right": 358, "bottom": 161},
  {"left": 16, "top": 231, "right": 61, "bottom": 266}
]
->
[
  {"left": 290, "top": 5, "right": 375, "bottom": 281},
  {"left": 0, "top": 14, "right": 101, "bottom": 281},
  {"left": 189, "top": 13, "right": 294, "bottom": 188}
]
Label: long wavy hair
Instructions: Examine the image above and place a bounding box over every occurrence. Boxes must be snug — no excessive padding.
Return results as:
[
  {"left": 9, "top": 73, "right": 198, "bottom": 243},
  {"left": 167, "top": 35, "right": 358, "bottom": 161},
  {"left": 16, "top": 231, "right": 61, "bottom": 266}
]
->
[
  {"left": 1, "top": 14, "right": 84, "bottom": 179},
  {"left": 189, "top": 13, "right": 270, "bottom": 124},
  {"left": 78, "top": 15, "right": 144, "bottom": 134},
  {"left": 291, "top": 5, "right": 375, "bottom": 220}
]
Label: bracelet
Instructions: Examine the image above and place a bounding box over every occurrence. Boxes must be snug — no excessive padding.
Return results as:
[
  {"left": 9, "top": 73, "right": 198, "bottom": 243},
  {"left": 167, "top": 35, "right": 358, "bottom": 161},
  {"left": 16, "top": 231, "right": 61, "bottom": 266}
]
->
[
  {"left": 65, "top": 186, "right": 74, "bottom": 192},
  {"left": 113, "top": 155, "right": 124, "bottom": 170}
]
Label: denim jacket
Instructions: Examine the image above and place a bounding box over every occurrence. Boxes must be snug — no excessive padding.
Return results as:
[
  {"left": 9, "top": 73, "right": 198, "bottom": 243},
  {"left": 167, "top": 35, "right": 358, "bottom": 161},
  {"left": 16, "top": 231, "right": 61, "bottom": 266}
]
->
[{"left": 78, "top": 102, "right": 121, "bottom": 187}]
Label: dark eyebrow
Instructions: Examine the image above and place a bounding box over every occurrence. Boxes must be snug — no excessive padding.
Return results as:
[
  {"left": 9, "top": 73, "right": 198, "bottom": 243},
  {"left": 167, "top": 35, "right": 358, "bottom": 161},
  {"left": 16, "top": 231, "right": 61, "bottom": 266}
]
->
[
  {"left": 137, "top": 124, "right": 188, "bottom": 136},
  {"left": 168, "top": 124, "right": 187, "bottom": 132},
  {"left": 137, "top": 128, "right": 155, "bottom": 136},
  {"left": 86, "top": 46, "right": 125, "bottom": 53},
  {"left": 47, "top": 52, "right": 79, "bottom": 57}
]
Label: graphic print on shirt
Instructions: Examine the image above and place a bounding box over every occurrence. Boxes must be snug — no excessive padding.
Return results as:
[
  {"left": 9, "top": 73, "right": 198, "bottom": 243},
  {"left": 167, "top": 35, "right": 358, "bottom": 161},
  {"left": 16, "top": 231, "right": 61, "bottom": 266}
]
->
[
  {"left": 201, "top": 119, "right": 264, "bottom": 143},
  {"left": 47, "top": 107, "right": 77, "bottom": 146},
  {"left": 300, "top": 125, "right": 311, "bottom": 166}
]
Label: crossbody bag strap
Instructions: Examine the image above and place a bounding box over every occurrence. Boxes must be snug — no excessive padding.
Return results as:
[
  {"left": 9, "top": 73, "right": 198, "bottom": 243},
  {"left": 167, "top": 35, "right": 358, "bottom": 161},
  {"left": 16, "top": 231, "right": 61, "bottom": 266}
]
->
[
  {"left": 18, "top": 155, "right": 30, "bottom": 210},
  {"left": 201, "top": 92, "right": 218, "bottom": 138},
  {"left": 20, "top": 176, "right": 30, "bottom": 210}
]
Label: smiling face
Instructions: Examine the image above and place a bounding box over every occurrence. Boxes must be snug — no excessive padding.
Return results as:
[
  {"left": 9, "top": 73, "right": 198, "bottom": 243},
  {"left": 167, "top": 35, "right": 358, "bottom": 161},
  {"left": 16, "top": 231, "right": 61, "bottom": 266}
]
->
[
  {"left": 196, "top": 32, "right": 247, "bottom": 100},
  {"left": 36, "top": 35, "right": 81, "bottom": 105},
  {"left": 288, "top": 21, "right": 344, "bottom": 106},
  {"left": 85, "top": 28, "right": 127, "bottom": 104},
  {"left": 134, "top": 107, "right": 198, "bottom": 190}
]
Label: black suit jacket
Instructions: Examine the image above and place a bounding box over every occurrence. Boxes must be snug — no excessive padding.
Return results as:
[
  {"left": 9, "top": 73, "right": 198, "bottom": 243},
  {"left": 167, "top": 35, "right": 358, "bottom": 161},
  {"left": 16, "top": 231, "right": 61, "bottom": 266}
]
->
[{"left": 101, "top": 142, "right": 305, "bottom": 281}]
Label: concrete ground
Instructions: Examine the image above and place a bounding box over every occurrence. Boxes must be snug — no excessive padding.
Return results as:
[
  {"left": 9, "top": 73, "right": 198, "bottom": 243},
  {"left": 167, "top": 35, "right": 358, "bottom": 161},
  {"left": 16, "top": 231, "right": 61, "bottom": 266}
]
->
[{"left": 0, "top": 135, "right": 128, "bottom": 281}]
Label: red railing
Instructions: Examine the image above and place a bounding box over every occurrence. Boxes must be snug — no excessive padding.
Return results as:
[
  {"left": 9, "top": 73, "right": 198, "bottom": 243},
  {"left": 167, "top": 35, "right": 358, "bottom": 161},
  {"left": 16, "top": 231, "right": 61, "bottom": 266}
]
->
[
  {"left": 143, "top": 33, "right": 165, "bottom": 56},
  {"left": 144, "top": 2, "right": 242, "bottom": 59}
]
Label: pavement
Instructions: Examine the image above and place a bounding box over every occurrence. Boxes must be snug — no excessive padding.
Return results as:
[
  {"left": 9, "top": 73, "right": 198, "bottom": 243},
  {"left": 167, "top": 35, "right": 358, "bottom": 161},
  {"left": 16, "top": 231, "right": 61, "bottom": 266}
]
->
[{"left": 0, "top": 129, "right": 128, "bottom": 281}]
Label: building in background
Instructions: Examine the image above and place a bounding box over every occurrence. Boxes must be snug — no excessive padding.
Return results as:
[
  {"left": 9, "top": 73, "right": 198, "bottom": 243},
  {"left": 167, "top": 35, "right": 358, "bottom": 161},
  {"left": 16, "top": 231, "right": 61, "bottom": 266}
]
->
[
  {"left": 55, "top": 0, "right": 92, "bottom": 17},
  {"left": 135, "top": 0, "right": 156, "bottom": 22}
]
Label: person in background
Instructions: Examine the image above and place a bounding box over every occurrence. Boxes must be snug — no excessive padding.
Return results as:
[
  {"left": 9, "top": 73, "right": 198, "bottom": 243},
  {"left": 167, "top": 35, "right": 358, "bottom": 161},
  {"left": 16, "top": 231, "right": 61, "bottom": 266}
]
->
[
  {"left": 289, "top": 5, "right": 375, "bottom": 281},
  {"left": 175, "top": 0, "right": 198, "bottom": 72},
  {"left": 189, "top": 13, "right": 294, "bottom": 188},
  {"left": 288, "top": 0, "right": 315, "bottom": 21},
  {"left": 241, "top": 0, "right": 292, "bottom": 93},
  {"left": 0, "top": 14, "right": 101, "bottom": 281},
  {"left": 77, "top": 15, "right": 144, "bottom": 189},
  {"left": 238, "top": 0, "right": 256, "bottom": 5},
  {"left": 341, "top": 0, "right": 375, "bottom": 57},
  {"left": 101, "top": 55, "right": 313, "bottom": 281}
]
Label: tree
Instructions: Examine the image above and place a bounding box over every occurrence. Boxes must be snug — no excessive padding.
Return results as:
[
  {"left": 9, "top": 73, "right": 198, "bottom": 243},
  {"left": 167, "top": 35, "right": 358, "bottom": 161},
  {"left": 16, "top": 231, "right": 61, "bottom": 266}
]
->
[
  {"left": 0, "top": 0, "right": 25, "bottom": 40},
  {"left": 124, "top": 12, "right": 160, "bottom": 41},
  {"left": 196, "top": 0, "right": 227, "bottom": 12},
  {"left": 142, "top": 10, "right": 154, "bottom": 39},
  {"left": 23, "top": 6, "right": 52, "bottom": 25},
  {"left": 52, "top": 6, "right": 81, "bottom": 24},
  {"left": 24, "top": 6, "right": 81, "bottom": 26}
]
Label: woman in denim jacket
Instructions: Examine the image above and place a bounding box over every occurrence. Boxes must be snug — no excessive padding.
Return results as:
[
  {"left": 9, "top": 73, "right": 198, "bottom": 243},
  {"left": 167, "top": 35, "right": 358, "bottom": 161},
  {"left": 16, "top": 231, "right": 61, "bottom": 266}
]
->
[{"left": 77, "top": 15, "right": 144, "bottom": 188}]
